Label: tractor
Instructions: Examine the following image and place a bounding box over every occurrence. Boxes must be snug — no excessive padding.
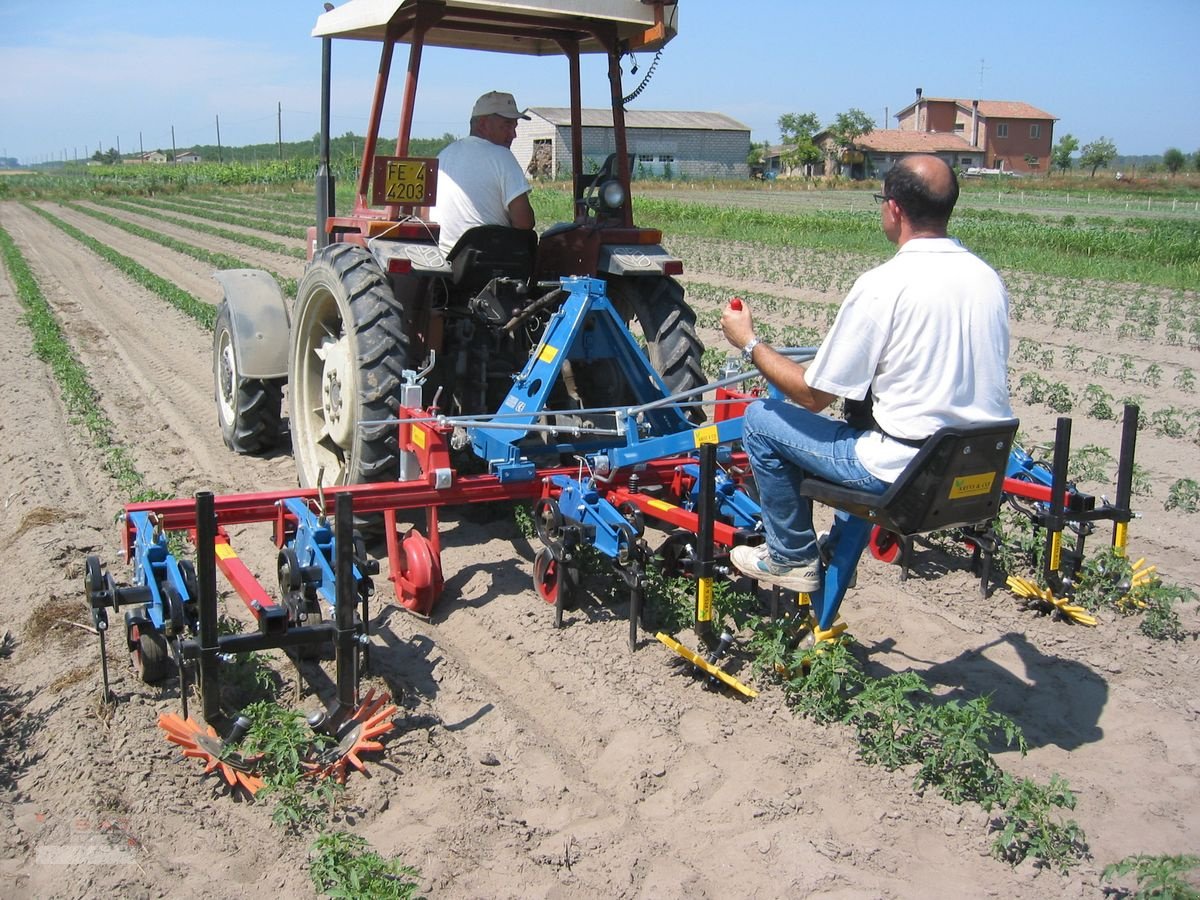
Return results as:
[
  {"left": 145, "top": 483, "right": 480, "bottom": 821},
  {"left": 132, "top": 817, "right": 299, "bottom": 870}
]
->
[{"left": 212, "top": 0, "right": 704, "bottom": 489}]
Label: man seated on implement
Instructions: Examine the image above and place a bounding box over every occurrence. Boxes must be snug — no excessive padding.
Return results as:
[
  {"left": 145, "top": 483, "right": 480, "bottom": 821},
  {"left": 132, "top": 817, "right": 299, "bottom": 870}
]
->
[
  {"left": 431, "top": 91, "right": 536, "bottom": 256},
  {"left": 721, "top": 154, "right": 1013, "bottom": 593}
]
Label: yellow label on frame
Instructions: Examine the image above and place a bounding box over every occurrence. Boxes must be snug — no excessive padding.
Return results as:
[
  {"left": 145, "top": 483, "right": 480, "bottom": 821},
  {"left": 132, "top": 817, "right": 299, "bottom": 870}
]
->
[
  {"left": 948, "top": 472, "right": 996, "bottom": 499},
  {"left": 215, "top": 544, "right": 236, "bottom": 560},
  {"left": 538, "top": 344, "right": 558, "bottom": 364},
  {"left": 647, "top": 499, "right": 677, "bottom": 512},
  {"left": 412, "top": 427, "right": 426, "bottom": 449},
  {"left": 697, "top": 578, "right": 714, "bottom": 621},
  {"left": 1050, "top": 532, "right": 1062, "bottom": 571},
  {"left": 692, "top": 425, "right": 719, "bottom": 446}
]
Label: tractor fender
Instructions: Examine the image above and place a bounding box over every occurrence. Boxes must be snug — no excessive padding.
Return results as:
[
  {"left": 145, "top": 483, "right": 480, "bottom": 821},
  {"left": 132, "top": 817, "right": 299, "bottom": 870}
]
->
[
  {"left": 367, "top": 239, "right": 451, "bottom": 276},
  {"left": 597, "top": 243, "right": 682, "bottom": 277},
  {"left": 212, "top": 269, "right": 290, "bottom": 379}
]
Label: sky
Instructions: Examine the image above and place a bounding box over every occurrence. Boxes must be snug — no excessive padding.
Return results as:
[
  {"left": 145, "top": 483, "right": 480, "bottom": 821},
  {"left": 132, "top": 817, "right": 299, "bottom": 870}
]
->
[{"left": 2, "top": 0, "right": 1198, "bottom": 165}]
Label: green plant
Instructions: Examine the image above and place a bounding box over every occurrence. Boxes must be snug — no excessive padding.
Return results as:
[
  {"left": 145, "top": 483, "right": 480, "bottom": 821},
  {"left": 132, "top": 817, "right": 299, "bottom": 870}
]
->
[
  {"left": 785, "top": 637, "right": 866, "bottom": 724},
  {"left": 1082, "top": 384, "right": 1117, "bottom": 421},
  {"left": 310, "top": 831, "right": 422, "bottom": 899},
  {"left": 1175, "top": 368, "right": 1196, "bottom": 392},
  {"left": 1070, "top": 444, "right": 1114, "bottom": 483},
  {"left": 1166, "top": 478, "right": 1200, "bottom": 513},
  {"left": 991, "top": 774, "right": 1088, "bottom": 873},
  {"left": 240, "top": 701, "right": 342, "bottom": 834},
  {"left": 1045, "top": 380, "right": 1073, "bottom": 413},
  {"left": 1102, "top": 853, "right": 1200, "bottom": 899},
  {"left": 910, "top": 698, "right": 1025, "bottom": 806}
]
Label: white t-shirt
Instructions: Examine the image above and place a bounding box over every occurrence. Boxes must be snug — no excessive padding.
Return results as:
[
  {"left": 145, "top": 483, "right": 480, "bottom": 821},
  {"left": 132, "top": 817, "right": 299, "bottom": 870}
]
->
[
  {"left": 805, "top": 237, "right": 1013, "bottom": 482},
  {"left": 431, "top": 135, "right": 532, "bottom": 254}
]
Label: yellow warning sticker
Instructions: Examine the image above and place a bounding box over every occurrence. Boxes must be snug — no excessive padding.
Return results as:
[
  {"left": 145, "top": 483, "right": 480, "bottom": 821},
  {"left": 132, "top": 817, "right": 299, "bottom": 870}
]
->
[
  {"left": 215, "top": 544, "right": 236, "bottom": 560},
  {"left": 647, "top": 499, "right": 677, "bottom": 512},
  {"left": 538, "top": 344, "right": 558, "bottom": 364},
  {"left": 1050, "top": 531, "right": 1062, "bottom": 571},
  {"left": 692, "top": 425, "right": 719, "bottom": 446},
  {"left": 412, "top": 426, "right": 426, "bottom": 449},
  {"left": 948, "top": 472, "right": 995, "bottom": 499},
  {"left": 697, "top": 578, "right": 713, "bottom": 620}
]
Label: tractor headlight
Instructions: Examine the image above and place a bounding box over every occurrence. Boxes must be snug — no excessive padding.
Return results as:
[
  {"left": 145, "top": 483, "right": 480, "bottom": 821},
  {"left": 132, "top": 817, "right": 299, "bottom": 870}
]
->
[{"left": 600, "top": 180, "right": 626, "bottom": 210}]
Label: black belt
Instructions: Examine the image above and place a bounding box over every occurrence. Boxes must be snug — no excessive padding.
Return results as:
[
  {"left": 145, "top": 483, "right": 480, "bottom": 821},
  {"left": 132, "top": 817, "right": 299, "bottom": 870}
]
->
[{"left": 877, "top": 429, "right": 928, "bottom": 449}]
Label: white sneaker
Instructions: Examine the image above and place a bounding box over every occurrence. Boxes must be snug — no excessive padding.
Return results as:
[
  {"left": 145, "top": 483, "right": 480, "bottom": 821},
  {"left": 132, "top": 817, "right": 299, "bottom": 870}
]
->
[{"left": 730, "top": 544, "right": 822, "bottom": 593}]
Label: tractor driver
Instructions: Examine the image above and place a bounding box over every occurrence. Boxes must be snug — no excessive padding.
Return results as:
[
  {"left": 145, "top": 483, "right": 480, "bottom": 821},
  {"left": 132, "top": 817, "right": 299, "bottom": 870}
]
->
[
  {"left": 720, "top": 154, "right": 1013, "bottom": 593},
  {"left": 431, "top": 91, "right": 536, "bottom": 255}
]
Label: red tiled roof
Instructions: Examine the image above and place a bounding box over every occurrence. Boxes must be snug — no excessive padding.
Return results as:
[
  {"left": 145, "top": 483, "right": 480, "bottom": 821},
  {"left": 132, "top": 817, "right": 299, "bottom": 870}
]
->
[
  {"left": 954, "top": 99, "right": 1056, "bottom": 120},
  {"left": 848, "top": 130, "right": 977, "bottom": 153},
  {"left": 894, "top": 97, "right": 1056, "bottom": 121}
]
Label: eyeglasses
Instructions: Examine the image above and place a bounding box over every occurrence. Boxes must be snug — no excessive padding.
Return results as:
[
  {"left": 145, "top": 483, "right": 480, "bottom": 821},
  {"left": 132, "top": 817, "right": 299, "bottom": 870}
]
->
[{"left": 873, "top": 192, "right": 891, "bottom": 204}]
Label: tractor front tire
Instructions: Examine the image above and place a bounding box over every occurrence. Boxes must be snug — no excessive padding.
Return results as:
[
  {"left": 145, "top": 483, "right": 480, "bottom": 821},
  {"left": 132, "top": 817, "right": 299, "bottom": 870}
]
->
[
  {"left": 214, "top": 303, "right": 284, "bottom": 454},
  {"left": 289, "top": 244, "right": 409, "bottom": 488}
]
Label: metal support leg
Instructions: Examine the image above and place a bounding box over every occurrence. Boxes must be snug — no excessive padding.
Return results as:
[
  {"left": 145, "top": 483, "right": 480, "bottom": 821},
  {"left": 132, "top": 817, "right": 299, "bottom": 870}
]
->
[
  {"left": 810, "top": 515, "right": 872, "bottom": 631},
  {"left": 333, "top": 492, "right": 359, "bottom": 716},
  {"left": 194, "top": 491, "right": 223, "bottom": 728}
]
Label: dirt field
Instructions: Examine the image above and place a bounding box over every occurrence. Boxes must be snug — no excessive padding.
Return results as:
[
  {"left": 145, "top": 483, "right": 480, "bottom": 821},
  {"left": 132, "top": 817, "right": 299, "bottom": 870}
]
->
[{"left": 1, "top": 197, "right": 1197, "bottom": 899}]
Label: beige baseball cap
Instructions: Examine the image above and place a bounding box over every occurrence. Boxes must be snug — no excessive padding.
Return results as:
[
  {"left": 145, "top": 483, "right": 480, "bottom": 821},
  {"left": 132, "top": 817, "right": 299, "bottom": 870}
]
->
[{"left": 471, "top": 91, "right": 530, "bottom": 120}]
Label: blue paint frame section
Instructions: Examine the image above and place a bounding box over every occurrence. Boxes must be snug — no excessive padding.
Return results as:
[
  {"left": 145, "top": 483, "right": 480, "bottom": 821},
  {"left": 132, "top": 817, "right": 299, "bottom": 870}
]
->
[
  {"left": 280, "top": 498, "right": 365, "bottom": 612},
  {"left": 129, "top": 510, "right": 195, "bottom": 632}
]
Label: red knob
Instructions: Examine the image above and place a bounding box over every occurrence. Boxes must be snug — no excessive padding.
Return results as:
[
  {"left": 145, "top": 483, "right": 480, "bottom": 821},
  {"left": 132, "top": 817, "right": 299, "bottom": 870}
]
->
[{"left": 730, "top": 297, "right": 743, "bottom": 311}]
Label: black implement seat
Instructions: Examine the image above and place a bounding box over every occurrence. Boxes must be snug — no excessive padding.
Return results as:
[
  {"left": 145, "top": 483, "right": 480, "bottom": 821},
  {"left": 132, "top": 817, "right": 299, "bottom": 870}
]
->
[
  {"left": 799, "top": 419, "right": 1020, "bottom": 536},
  {"left": 446, "top": 225, "right": 537, "bottom": 294}
]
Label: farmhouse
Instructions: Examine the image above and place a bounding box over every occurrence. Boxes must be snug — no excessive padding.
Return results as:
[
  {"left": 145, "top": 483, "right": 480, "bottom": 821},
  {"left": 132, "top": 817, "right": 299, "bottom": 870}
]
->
[
  {"left": 894, "top": 91, "right": 1057, "bottom": 175},
  {"left": 816, "top": 130, "right": 985, "bottom": 180},
  {"left": 175, "top": 150, "right": 202, "bottom": 164},
  {"left": 513, "top": 107, "right": 750, "bottom": 180},
  {"left": 126, "top": 150, "right": 168, "bottom": 165}
]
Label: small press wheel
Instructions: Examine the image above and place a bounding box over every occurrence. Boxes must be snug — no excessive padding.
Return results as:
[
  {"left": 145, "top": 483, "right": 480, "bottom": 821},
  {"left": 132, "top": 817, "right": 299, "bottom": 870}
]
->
[
  {"left": 128, "top": 618, "right": 170, "bottom": 684},
  {"left": 533, "top": 547, "right": 578, "bottom": 627}
]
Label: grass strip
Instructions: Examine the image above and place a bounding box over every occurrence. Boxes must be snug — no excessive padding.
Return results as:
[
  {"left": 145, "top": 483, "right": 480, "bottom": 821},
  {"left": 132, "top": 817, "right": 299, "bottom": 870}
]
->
[
  {"left": 0, "top": 223, "right": 166, "bottom": 501},
  {"left": 60, "top": 201, "right": 298, "bottom": 298},
  {"left": 27, "top": 204, "right": 218, "bottom": 330},
  {"left": 94, "top": 197, "right": 307, "bottom": 260},
  {"left": 121, "top": 194, "right": 308, "bottom": 242}
]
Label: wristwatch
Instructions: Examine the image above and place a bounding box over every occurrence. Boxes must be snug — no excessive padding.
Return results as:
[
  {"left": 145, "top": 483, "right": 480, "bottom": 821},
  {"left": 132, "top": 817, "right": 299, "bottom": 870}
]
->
[{"left": 741, "top": 336, "right": 761, "bottom": 363}]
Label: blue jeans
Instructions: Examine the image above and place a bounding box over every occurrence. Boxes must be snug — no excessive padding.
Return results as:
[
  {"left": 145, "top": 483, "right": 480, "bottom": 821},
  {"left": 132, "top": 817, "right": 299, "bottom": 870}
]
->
[{"left": 742, "top": 399, "right": 890, "bottom": 566}]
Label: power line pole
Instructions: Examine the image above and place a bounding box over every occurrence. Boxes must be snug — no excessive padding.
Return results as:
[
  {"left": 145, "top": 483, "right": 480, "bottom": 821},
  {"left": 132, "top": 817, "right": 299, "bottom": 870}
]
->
[
  {"left": 171, "top": 126, "right": 177, "bottom": 163},
  {"left": 278, "top": 101, "right": 283, "bottom": 160},
  {"left": 216, "top": 115, "right": 223, "bottom": 163}
]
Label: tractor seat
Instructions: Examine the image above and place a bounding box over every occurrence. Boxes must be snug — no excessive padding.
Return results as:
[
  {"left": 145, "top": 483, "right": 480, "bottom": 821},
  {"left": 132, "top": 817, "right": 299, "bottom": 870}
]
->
[
  {"left": 446, "top": 224, "right": 537, "bottom": 291},
  {"left": 798, "top": 418, "right": 1019, "bottom": 536}
]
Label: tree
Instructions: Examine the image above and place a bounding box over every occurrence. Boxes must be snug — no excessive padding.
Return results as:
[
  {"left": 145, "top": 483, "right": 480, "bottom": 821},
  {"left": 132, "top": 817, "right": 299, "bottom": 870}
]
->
[
  {"left": 1163, "top": 147, "right": 1185, "bottom": 175},
  {"left": 826, "top": 108, "right": 875, "bottom": 154},
  {"left": 1051, "top": 133, "right": 1078, "bottom": 173},
  {"left": 1079, "top": 137, "right": 1118, "bottom": 177},
  {"left": 777, "top": 112, "right": 822, "bottom": 172}
]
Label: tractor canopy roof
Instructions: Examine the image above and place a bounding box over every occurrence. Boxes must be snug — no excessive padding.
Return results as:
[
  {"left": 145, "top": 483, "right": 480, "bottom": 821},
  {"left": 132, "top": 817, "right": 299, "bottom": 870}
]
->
[{"left": 312, "top": 0, "right": 677, "bottom": 55}]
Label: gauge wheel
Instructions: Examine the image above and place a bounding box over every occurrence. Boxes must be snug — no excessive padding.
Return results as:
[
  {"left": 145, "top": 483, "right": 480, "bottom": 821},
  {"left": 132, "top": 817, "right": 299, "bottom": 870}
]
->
[{"left": 214, "top": 302, "right": 284, "bottom": 454}]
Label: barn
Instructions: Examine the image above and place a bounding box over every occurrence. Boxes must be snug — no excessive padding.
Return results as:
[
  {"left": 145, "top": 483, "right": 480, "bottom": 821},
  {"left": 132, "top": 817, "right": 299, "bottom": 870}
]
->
[{"left": 513, "top": 107, "right": 750, "bottom": 181}]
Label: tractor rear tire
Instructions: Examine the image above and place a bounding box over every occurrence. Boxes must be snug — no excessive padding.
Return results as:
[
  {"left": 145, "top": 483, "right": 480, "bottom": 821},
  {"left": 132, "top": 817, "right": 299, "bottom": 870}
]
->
[
  {"left": 606, "top": 276, "right": 706, "bottom": 420},
  {"left": 289, "top": 244, "right": 410, "bottom": 488},
  {"left": 214, "top": 303, "right": 284, "bottom": 454}
]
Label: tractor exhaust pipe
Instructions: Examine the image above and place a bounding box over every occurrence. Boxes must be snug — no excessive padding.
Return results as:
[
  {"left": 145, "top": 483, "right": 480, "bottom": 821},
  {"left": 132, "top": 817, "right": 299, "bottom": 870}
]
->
[{"left": 315, "top": 22, "right": 335, "bottom": 250}]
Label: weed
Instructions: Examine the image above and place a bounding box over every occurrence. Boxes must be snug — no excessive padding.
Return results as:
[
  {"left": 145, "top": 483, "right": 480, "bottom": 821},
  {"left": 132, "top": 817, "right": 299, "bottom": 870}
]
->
[
  {"left": 1175, "top": 368, "right": 1196, "bottom": 393},
  {"left": 1102, "top": 853, "right": 1200, "bottom": 899},
  {"left": 991, "top": 774, "right": 1089, "bottom": 873},
  {"left": 512, "top": 504, "right": 536, "bottom": 540},
  {"left": 310, "top": 831, "right": 422, "bottom": 899}
]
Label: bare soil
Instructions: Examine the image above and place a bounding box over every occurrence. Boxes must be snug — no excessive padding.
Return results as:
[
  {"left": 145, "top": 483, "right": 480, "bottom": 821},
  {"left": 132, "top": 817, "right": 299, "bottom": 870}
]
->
[{"left": 1, "top": 198, "right": 1197, "bottom": 899}]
